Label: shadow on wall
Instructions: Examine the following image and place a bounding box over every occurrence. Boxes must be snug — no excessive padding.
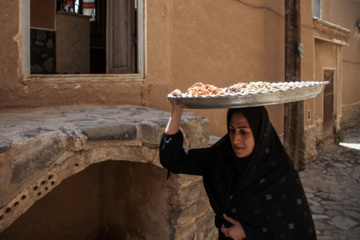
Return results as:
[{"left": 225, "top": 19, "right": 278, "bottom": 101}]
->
[{"left": 0, "top": 161, "right": 170, "bottom": 240}]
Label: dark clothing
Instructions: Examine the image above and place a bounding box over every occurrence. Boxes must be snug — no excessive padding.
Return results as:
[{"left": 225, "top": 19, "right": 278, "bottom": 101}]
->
[{"left": 159, "top": 106, "right": 317, "bottom": 240}]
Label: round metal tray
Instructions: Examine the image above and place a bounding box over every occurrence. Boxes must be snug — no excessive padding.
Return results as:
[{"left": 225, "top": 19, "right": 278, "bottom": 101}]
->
[{"left": 168, "top": 81, "right": 328, "bottom": 109}]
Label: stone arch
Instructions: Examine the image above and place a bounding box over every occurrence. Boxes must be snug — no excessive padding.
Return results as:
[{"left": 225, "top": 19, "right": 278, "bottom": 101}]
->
[{"left": 0, "top": 106, "right": 216, "bottom": 239}]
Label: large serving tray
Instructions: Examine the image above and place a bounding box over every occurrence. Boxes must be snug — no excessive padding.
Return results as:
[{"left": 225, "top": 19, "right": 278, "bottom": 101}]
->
[{"left": 168, "top": 81, "right": 328, "bottom": 109}]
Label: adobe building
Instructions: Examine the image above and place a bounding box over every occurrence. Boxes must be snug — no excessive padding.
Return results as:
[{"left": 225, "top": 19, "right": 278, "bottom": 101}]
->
[{"left": 0, "top": 0, "right": 359, "bottom": 239}]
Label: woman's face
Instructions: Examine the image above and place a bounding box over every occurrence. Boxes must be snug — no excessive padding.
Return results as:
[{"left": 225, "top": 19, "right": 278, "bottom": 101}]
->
[{"left": 228, "top": 113, "right": 255, "bottom": 158}]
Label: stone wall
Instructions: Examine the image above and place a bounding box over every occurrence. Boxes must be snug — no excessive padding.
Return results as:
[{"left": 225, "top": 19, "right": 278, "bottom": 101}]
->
[
  {"left": 301, "top": 123, "right": 324, "bottom": 169},
  {"left": 0, "top": 106, "right": 216, "bottom": 239},
  {"left": 30, "top": 28, "right": 56, "bottom": 74},
  {"left": 168, "top": 174, "right": 217, "bottom": 240},
  {"left": 341, "top": 103, "right": 360, "bottom": 130}
]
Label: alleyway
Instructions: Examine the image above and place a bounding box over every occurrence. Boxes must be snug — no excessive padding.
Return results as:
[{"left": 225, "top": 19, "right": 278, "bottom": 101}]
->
[{"left": 299, "top": 125, "right": 360, "bottom": 240}]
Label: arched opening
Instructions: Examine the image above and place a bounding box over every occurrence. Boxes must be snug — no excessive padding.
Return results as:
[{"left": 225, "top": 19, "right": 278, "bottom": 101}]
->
[{"left": 0, "top": 161, "right": 171, "bottom": 240}]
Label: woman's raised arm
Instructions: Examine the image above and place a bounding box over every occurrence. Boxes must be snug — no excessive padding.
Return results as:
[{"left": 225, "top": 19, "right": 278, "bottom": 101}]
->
[{"left": 165, "top": 89, "right": 183, "bottom": 135}]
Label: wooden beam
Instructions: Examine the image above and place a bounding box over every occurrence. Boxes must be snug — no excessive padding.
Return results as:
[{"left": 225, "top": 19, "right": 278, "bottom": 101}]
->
[{"left": 284, "top": 0, "right": 303, "bottom": 169}]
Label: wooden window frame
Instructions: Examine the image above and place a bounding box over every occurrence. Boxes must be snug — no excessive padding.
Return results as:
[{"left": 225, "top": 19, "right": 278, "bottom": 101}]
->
[{"left": 21, "top": 0, "right": 145, "bottom": 82}]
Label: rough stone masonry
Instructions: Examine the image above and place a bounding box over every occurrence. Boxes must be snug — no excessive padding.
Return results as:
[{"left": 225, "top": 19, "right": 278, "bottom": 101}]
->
[{"left": 0, "top": 106, "right": 217, "bottom": 240}]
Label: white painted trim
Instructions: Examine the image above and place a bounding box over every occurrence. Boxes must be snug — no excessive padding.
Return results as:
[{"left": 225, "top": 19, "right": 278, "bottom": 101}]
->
[
  {"left": 137, "top": 0, "right": 145, "bottom": 78},
  {"left": 26, "top": 74, "right": 145, "bottom": 82},
  {"left": 314, "top": 36, "right": 348, "bottom": 46},
  {"left": 313, "top": 17, "right": 351, "bottom": 33},
  {"left": 106, "top": 0, "right": 112, "bottom": 74},
  {"left": 21, "top": 0, "right": 31, "bottom": 81},
  {"left": 30, "top": 27, "right": 56, "bottom": 31},
  {"left": 334, "top": 46, "right": 341, "bottom": 132}
]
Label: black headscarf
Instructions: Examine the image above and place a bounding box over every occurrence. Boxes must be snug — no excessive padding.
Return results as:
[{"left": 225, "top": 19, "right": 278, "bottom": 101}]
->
[{"left": 211, "top": 106, "right": 317, "bottom": 240}]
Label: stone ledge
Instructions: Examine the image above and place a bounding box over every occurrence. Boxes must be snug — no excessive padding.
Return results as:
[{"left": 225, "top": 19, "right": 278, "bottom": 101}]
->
[
  {"left": 313, "top": 17, "right": 350, "bottom": 46},
  {"left": 0, "top": 105, "right": 210, "bottom": 233}
]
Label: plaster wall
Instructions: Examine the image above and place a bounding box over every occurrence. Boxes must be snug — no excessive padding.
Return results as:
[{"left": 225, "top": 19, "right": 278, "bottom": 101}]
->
[
  {"left": 1, "top": 1, "right": 356, "bottom": 135},
  {"left": 321, "top": 0, "right": 360, "bottom": 119},
  {"left": 168, "top": 0, "right": 286, "bottom": 136},
  {"left": 301, "top": 0, "right": 317, "bottom": 130},
  {"left": 0, "top": 0, "right": 287, "bottom": 137}
]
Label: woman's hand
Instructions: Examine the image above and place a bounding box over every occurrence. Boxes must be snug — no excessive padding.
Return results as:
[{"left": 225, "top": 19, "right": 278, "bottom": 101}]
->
[
  {"left": 168, "top": 89, "right": 183, "bottom": 111},
  {"left": 169, "top": 89, "right": 182, "bottom": 97},
  {"left": 221, "top": 214, "right": 246, "bottom": 240}
]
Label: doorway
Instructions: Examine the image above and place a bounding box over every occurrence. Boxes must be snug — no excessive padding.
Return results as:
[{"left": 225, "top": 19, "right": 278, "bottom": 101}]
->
[{"left": 323, "top": 69, "right": 334, "bottom": 138}]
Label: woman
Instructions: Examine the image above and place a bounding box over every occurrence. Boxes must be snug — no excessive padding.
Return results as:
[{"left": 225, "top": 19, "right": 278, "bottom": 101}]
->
[{"left": 160, "top": 95, "right": 317, "bottom": 240}]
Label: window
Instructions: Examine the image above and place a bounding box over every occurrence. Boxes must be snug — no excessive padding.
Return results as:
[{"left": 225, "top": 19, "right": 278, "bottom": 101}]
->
[
  {"left": 313, "top": 0, "right": 321, "bottom": 18},
  {"left": 23, "top": 0, "right": 144, "bottom": 81}
]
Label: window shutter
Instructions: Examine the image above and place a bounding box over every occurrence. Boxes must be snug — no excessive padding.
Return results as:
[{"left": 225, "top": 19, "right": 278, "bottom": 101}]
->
[{"left": 107, "top": 0, "right": 135, "bottom": 73}]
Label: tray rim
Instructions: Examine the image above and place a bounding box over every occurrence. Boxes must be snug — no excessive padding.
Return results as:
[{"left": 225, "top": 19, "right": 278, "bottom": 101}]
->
[{"left": 168, "top": 81, "right": 329, "bottom": 109}]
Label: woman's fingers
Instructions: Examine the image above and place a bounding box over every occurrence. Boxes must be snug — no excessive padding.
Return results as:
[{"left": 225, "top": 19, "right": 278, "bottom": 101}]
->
[
  {"left": 221, "top": 214, "right": 247, "bottom": 240},
  {"left": 168, "top": 89, "right": 184, "bottom": 112},
  {"left": 221, "top": 224, "right": 229, "bottom": 237},
  {"left": 223, "top": 214, "right": 239, "bottom": 225},
  {"left": 170, "top": 89, "right": 182, "bottom": 96}
]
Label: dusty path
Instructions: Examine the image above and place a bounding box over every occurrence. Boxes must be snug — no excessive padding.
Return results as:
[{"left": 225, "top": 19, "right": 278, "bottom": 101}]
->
[{"left": 299, "top": 126, "right": 360, "bottom": 240}]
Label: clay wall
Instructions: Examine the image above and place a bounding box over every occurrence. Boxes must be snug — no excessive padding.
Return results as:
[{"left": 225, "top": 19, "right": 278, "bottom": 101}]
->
[
  {"left": 321, "top": 0, "right": 360, "bottom": 127},
  {"left": 0, "top": 0, "right": 358, "bottom": 135},
  {"left": 0, "top": 0, "right": 288, "bottom": 137}
]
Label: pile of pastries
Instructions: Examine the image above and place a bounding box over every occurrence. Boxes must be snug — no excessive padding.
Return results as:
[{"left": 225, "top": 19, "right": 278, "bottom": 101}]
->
[
  {"left": 185, "top": 83, "right": 225, "bottom": 97},
  {"left": 183, "top": 81, "right": 302, "bottom": 97}
]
